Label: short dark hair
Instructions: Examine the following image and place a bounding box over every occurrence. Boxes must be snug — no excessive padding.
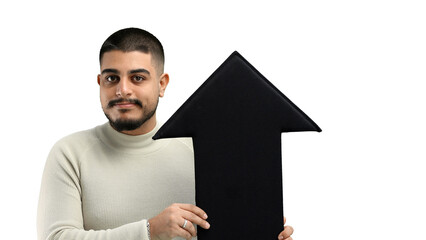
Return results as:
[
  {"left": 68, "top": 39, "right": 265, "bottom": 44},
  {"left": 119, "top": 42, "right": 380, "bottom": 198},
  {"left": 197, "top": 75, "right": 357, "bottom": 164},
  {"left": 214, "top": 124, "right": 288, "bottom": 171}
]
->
[{"left": 99, "top": 27, "right": 165, "bottom": 74}]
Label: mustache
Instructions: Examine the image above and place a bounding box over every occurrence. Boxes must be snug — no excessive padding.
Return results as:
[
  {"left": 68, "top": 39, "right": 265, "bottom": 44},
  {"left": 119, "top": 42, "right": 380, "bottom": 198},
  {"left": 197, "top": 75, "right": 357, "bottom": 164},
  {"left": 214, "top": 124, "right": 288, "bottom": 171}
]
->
[{"left": 107, "top": 98, "right": 143, "bottom": 108}]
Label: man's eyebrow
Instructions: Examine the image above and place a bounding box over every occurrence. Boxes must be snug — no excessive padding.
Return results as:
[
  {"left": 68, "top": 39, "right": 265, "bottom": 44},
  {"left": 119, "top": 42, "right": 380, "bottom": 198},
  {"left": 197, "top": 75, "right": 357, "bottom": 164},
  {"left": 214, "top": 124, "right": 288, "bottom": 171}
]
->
[
  {"left": 129, "top": 68, "right": 150, "bottom": 75},
  {"left": 101, "top": 68, "right": 151, "bottom": 75},
  {"left": 101, "top": 69, "right": 119, "bottom": 75}
]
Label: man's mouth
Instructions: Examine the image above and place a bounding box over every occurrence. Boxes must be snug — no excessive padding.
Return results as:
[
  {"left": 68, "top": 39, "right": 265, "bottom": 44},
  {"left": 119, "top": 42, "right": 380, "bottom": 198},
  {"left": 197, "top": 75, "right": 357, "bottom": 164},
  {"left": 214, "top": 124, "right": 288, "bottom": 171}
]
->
[
  {"left": 116, "top": 102, "right": 136, "bottom": 108},
  {"left": 107, "top": 98, "right": 143, "bottom": 108}
]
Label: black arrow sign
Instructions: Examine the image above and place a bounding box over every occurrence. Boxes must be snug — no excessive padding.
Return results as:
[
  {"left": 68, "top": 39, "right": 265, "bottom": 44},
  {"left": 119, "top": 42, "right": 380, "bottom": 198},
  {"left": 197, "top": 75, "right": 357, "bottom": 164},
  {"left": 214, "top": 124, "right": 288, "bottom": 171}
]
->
[{"left": 153, "top": 51, "right": 321, "bottom": 239}]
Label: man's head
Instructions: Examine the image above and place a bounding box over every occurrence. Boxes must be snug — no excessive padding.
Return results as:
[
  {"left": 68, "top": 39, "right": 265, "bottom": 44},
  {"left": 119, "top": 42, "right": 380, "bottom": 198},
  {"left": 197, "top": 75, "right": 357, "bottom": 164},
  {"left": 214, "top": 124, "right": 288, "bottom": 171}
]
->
[{"left": 98, "top": 28, "right": 169, "bottom": 135}]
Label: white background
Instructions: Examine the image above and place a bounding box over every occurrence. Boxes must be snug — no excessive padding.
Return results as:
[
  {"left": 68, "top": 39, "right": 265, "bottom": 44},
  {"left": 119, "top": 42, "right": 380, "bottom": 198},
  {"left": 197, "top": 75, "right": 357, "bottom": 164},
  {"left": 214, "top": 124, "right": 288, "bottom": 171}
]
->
[{"left": 1, "top": 0, "right": 425, "bottom": 239}]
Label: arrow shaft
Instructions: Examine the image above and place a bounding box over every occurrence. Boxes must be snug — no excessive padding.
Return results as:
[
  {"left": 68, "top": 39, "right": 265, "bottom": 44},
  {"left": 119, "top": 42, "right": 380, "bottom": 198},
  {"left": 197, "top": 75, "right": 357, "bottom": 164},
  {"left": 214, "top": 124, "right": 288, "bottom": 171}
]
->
[{"left": 193, "top": 134, "right": 284, "bottom": 239}]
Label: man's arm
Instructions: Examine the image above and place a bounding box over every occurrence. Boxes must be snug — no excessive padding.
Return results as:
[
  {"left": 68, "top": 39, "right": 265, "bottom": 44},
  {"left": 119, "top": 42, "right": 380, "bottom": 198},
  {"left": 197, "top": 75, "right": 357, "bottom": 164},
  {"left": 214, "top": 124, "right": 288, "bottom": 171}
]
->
[{"left": 37, "top": 142, "right": 150, "bottom": 240}]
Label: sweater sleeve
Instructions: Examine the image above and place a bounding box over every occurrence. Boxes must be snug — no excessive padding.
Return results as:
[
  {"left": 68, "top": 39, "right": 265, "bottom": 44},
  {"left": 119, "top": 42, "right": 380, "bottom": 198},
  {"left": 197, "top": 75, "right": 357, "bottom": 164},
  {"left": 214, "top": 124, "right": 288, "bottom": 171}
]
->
[{"left": 37, "top": 139, "right": 150, "bottom": 240}]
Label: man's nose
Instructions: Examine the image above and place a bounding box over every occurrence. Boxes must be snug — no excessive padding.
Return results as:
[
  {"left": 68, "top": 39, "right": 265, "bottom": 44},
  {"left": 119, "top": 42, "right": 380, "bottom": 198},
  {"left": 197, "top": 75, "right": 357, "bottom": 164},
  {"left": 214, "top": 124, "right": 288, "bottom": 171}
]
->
[{"left": 116, "top": 79, "right": 132, "bottom": 97}]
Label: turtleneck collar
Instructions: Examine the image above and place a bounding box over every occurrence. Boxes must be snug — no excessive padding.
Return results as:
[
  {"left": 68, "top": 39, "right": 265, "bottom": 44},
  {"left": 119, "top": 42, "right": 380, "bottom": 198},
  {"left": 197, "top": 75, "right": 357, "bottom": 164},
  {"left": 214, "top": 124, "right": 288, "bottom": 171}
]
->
[{"left": 96, "top": 121, "right": 168, "bottom": 155}]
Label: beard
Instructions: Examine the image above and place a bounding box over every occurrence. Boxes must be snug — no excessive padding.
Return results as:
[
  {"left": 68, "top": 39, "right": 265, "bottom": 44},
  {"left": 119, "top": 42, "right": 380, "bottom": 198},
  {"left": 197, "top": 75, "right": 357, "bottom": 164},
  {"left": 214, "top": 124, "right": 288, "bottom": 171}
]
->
[{"left": 104, "top": 98, "right": 158, "bottom": 132}]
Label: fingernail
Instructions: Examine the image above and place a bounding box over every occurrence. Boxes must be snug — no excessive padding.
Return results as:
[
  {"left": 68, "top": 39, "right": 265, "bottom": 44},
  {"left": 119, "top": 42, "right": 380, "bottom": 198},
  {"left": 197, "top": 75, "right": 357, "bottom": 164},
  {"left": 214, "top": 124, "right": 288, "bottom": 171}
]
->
[
  {"left": 278, "top": 236, "right": 283, "bottom": 240},
  {"left": 204, "top": 214, "right": 208, "bottom": 219},
  {"left": 206, "top": 222, "right": 210, "bottom": 229}
]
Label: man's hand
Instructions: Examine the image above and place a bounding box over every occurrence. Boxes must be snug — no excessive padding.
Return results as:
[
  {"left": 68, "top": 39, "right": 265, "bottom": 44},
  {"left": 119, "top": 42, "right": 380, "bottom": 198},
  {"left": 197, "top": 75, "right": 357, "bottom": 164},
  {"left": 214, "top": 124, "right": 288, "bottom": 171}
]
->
[
  {"left": 148, "top": 203, "right": 210, "bottom": 240},
  {"left": 278, "top": 217, "right": 294, "bottom": 240}
]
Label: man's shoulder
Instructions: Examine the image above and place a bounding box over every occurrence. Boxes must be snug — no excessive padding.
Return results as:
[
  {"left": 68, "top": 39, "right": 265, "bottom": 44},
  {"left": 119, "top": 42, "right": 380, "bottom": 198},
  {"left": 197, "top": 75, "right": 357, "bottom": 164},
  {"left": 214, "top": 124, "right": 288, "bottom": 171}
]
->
[
  {"left": 44, "top": 124, "right": 105, "bottom": 170},
  {"left": 51, "top": 124, "right": 103, "bottom": 153}
]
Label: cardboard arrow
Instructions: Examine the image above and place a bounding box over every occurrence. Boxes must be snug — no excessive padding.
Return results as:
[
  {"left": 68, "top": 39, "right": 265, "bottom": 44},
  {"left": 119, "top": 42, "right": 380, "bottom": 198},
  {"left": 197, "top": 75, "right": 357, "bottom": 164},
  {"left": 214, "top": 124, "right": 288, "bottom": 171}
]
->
[{"left": 153, "top": 51, "right": 321, "bottom": 239}]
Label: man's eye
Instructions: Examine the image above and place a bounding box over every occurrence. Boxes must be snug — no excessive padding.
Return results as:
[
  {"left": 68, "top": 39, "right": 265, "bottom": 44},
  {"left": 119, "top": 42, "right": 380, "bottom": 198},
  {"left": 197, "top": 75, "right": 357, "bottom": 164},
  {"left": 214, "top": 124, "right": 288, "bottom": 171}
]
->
[
  {"left": 132, "top": 76, "right": 145, "bottom": 82},
  {"left": 106, "top": 76, "right": 119, "bottom": 82}
]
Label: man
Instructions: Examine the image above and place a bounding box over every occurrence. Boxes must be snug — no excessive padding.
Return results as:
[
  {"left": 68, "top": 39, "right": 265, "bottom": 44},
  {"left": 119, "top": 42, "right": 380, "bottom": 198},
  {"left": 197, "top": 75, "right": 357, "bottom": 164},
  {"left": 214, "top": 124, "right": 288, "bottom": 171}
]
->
[{"left": 37, "top": 27, "right": 294, "bottom": 240}]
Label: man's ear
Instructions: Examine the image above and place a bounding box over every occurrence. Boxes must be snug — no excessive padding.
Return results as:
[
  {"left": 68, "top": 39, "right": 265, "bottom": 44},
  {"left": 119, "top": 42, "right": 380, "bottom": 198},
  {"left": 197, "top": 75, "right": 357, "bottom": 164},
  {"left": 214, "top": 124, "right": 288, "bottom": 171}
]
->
[
  {"left": 97, "top": 74, "right": 101, "bottom": 85},
  {"left": 159, "top": 73, "right": 170, "bottom": 97}
]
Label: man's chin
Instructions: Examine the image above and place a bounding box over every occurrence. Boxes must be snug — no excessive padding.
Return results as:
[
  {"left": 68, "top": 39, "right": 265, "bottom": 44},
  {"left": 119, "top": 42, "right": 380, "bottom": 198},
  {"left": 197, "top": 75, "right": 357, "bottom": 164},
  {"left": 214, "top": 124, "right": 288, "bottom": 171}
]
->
[
  {"left": 104, "top": 113, "right": 146, "bottom": 132},
  {"left": 109, "top": 118, "right": 145, "bottom": 132},
  {"left": 105, "top": 110, "right": 156, "bottom": 133}
]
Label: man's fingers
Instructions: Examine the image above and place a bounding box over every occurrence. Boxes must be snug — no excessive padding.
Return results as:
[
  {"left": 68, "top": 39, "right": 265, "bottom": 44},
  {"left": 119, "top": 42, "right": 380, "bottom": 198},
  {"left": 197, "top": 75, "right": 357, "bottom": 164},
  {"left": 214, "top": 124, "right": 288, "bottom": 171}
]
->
[
  {"left": 149, "top": 204, "right": 210, "bottom": 240},
  {"left": 176, "top": 203, "right": 210, "bottom": 229},
  {"left": 181, "top": 210, "right": 210, "bottom": 229},
  {"left": 280, "top": 217, "right": 294, "bottom": 240},
  {"left": 177, "top": 203, "right": 208, "bottom": 219},
  {"left": 279, "top": 225, "right": 294, "bottom": 239}
]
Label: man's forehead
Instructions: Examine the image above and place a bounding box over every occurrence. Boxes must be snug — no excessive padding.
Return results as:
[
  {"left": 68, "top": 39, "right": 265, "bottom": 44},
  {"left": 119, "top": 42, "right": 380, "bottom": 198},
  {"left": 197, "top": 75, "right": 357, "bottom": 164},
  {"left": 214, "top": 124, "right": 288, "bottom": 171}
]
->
[{"left": 100, "top": 50, "right": 154, "bottom": 70}]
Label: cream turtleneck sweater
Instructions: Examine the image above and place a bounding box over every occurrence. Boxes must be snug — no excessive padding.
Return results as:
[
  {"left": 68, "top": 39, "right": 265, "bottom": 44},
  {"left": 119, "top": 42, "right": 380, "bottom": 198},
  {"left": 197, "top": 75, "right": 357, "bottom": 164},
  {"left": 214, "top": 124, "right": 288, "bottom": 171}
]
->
[{"left": 37, "top": 122, "right": 196, "bottom": 240}]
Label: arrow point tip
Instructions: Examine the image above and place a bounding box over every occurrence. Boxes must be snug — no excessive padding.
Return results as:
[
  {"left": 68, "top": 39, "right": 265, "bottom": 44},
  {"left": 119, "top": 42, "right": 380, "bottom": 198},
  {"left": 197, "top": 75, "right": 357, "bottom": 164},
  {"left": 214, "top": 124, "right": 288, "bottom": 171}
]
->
[{"left": 231, "top": 50, "right": 241, "bottom": 57}]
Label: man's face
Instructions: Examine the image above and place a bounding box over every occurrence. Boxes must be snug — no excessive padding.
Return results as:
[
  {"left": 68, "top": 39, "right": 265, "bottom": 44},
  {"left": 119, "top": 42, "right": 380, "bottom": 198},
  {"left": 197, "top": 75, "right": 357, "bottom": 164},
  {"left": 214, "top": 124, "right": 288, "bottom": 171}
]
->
[{"left": 98, "top": 50, "right": 169, "bottom": 135}]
